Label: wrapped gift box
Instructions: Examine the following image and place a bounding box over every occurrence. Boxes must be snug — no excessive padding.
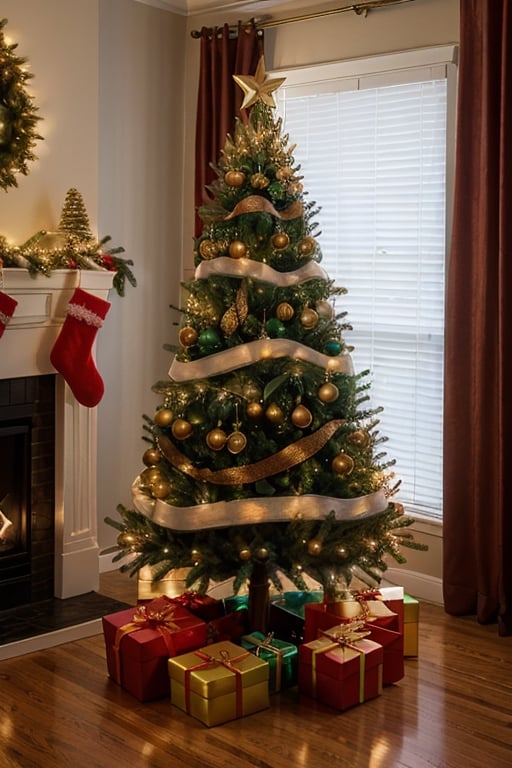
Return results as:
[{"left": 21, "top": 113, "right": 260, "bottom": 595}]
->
[
  {"left": 166, "top": 591, "right": 224, "bottom": 623},
  {"left": 268, "top": 591, "right": 324, "bottom": 645},
  {"left": 298, "top": 624, "right": 383, "bottom": 711},
  {"left": 304, "top": 588, "right": 404, "bottom": 685},
  {"left": 206, "top": 609, "right": 249, "bottom": 644},
  {"left": 404, "top": 594, "right": 419, "bottom": 657},
  {"left": 168, "top": 640, "right": 270, "bottom": 726},
  {"left": 240, "top": 631, "right": 298, "bottom": 693},
  {"left": 102, "top": 596, "right": 208, "bottom": 701}
]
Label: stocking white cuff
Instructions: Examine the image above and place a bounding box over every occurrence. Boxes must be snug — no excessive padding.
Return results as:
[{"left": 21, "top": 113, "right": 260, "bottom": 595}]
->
[{"left": 67, "top": 301, "right": 104, "bottom": 328}]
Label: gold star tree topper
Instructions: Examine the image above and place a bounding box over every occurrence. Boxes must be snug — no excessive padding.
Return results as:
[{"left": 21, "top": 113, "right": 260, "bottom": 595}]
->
[{"left": 233, "top": 55, "right": 286, "bottom": 109}]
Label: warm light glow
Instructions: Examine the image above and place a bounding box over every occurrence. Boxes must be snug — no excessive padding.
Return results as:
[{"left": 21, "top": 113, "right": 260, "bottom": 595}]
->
[
  {"left": 327, "top": 357, "right": 341, "bottom": 372},
  {"left": 260, "top": 343, "right": 273, "bottom": 359},
  {"left": 369, "top": 734, "right": 392, "bottom": 768}
]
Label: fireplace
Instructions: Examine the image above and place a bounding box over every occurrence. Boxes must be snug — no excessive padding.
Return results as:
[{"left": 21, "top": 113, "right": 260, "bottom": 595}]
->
[
  {"left": 0, "top": 268, "right": 114, "bottom": 612},
  {"left": 0, "top": 375, "right": 55, "bottom": 609}
]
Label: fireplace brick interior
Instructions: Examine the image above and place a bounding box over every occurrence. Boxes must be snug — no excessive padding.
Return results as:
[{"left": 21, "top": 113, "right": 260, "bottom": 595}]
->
[{"left": 0, "top": 375, "right": 55, "bottom": 609}]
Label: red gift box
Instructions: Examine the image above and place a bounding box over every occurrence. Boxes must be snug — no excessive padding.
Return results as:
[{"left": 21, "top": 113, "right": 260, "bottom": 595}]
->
[
  {"left": 304, "top": 587, "right": 404, "bottom": 685},
  {"left": 167, "top": 591, "right": 224, "bottom": 623},
  {"left": 102, "top": 595, "right": 208, "bottom": 701},
  {"left": 298, "top": 623, "right": 383, "bottom": 711}
]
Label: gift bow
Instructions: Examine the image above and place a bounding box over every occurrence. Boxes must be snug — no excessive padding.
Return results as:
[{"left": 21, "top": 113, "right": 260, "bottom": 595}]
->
[
  {"left": 319, "top": 620, "right": 372, "bottom": 646},
  {"left": 112, "top": 603, "right": 184, "bottom": 684},
  {"left": 314, "top": 621, "right": 371, "bottom": 703},
  {"left": 244, "top": 632, "right": 283, "bottom": 692},
  {"left": 185, "top": 648, "right": 250, "bottom": 717}
]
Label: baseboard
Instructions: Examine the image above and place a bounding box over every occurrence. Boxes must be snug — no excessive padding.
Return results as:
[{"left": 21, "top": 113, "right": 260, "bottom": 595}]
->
[{"left": 383, "top": 567, "right": 444, "bottom": 606}]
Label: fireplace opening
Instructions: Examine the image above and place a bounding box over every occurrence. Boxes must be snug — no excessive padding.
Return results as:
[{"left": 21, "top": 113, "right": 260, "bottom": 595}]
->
[{"left": 0, "top": 376, "right": 55, "bottom": 610}]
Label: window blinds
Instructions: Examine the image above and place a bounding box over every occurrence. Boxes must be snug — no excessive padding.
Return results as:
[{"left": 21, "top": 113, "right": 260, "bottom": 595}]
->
[{"left": 277, "top": 72, "right": 448, "bottom": 518}]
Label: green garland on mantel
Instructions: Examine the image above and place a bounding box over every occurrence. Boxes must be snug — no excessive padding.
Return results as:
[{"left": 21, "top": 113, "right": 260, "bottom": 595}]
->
[
  {"left": 0, "top": 188, "right": 136, "bottom": 297},
  {"left": 0, "top": 17, "right": 43, "bottom": 191}
]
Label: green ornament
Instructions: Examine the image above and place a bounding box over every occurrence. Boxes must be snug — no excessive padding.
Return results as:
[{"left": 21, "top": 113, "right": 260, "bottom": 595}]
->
[
  {"left": 324, "top": 340, "right": 342, "bottom": 356},
  {"left": 265, "top": 317, "right": 286, "bottom": 338},
  {"left": 198, "top": 327, "right": 222, "bottom": 353}
]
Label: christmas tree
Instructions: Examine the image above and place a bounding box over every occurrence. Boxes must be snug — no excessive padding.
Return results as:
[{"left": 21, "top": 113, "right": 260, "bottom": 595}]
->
[{"left": 107, "top": 57, "right": 424, "bottom": 626}]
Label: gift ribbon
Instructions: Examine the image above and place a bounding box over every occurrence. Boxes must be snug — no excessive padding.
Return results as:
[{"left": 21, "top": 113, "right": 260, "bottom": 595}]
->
[
  {"left": 311, "top": 622, "right": 371, "bottom": 703},
  {"left": 184, "top": 648, "right": 250, "bottom": 718},
  {"left": 243, "top": 632, "right": 283, "bottom": 692},
  {"left": 112, "top": 603, "right": 184, "bottom": 685}
]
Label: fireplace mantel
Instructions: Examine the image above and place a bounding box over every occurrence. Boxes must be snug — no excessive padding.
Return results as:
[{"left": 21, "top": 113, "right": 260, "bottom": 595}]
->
[{"left": 1, "top": 268, "right": 114, "bottom": 599}]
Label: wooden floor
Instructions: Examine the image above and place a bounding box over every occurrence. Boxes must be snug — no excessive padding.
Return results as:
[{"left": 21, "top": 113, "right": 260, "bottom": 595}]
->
[{"left": 0, "top": 572, "right": 511, "bottom": 768}]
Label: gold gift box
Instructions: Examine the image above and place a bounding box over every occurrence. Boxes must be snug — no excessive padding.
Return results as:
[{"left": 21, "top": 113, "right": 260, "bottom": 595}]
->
[
  {"left": 168, "top": 640, "right": 270, "bottom": 726},
  {"left": 404, "top": 594, "right": 419, "bottom": 657}
]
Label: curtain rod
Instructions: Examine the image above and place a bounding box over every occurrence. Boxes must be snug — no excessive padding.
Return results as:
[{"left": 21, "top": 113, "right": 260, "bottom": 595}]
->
[{"left": 190, "top": 0, "right": 416, "bottom": 38}]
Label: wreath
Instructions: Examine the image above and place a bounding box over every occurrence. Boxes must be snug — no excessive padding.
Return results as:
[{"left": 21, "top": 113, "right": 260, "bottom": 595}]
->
[{"left": 0, "top": 18, "right": 43, "bottom": 191}]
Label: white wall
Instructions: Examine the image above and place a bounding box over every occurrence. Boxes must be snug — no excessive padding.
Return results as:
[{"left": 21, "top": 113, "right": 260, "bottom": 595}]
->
[
  {"left": 0, "top": 0, "right": 186, "bottom": 555},
  {"left": 96, "top": 0, "right": 186, "bottom": 551}
]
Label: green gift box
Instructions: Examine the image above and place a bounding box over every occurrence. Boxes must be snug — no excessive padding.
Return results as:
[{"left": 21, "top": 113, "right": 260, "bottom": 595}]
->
[
  {"left": 269, "top": 591, "right": 324, "bottom": 645},
  {"left": 240, "top": 631, "right": 298, "bottom": 693}
]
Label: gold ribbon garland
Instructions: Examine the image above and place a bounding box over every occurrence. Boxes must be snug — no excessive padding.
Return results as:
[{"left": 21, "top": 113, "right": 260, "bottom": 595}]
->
[
  {"left": 222, "top": 195, "right": 303, "bottom": 222},
  {"left": 157, "top": 418, "right": 345, "bottom": 486}
]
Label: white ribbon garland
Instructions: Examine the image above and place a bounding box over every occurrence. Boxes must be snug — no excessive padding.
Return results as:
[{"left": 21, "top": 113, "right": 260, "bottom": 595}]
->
[
  {"left": 131, "top": 476, "right": 388, "bottom": 531},
  {"left": 195, "top": 257, "right": 329, "bottom": 285},
  {"left": 169, "top": 338, "right": 354, "bottom": 382}
]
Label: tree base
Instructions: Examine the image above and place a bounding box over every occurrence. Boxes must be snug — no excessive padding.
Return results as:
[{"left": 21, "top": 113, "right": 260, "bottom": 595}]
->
[{"left": 248, "top": 561, "right": 270, "bottom": 634}]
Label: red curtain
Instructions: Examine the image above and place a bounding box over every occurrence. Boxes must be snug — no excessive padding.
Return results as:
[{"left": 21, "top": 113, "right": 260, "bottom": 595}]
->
[
  {"left": 194, "top": 21, "right": 264, "bottom": 237},
  {"left": 443, "top": 0, "right": 512, "bottom": 635}
]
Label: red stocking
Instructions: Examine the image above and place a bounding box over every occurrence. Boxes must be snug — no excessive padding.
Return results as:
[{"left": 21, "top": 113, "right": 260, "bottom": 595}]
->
[
  {"left": 50, "top": 287, "right": 111, "bottom": 407},
  {"left": 0, "top": 290, "right": 18, "bottom": 339}
]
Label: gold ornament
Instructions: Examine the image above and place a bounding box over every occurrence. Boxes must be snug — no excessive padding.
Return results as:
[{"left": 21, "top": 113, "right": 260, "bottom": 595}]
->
[
  {"left": 347, "top": 429, "right": 371, "bottom": 449},
  {"left": 291, "top": 404, "right": 313, "bottom": 429},
  {"left": 142, "top": 447, "right": 161, "bottom": 467},
  {"left": 336, "top": 546, "right": 347, "bottom": 559},
  {"left": 199, "top": 239, "right": 216, "bottom": 259},
  {"left": 276, "top": 166, "right": 293, "bottom": 180},
  {"left": 255, "top": 546, "right": 269, "bottom": 560},
  {"left": 140, "top": 467, "right": 162, "bottom": 485},
  {"left": 332, "top": 453, "right": 355, "bottom": 477},
  {"left": 318, "top": 382, "right": 339, "bottom": 403},
  {"left": 243, "top": 382, "right": 262, "bottom": 401},
  {"left": 206, "top": 427, "right": 228, "bottom": 451},
  {"left": 171, "top": 418, "right": 193, "bottom": 440},
  {"left": 224, "top": 170, "right": 245, "bottom": 187},
  {"left": 178, "top": 326, "right": 198, "bottom": 347},
  {"left": 117, "top": 532, "right": 136, "bottom": 548},
  {"left": 227, "top": 431, "right": 247, "bottom": 454},
  {"left": 265, "top": 403, "right": 284, "bottom": 424},
  {"left": 316, "top": 299, "right": 334, "bottom": 319},
  {"left": 298, "top": 236, "right": 316, "bottom": 257},
  {"left": 220, "top": 304, "right": 239, "bottom": 336},
  {"left": 152, "top": 480, "right": 171, "bottom": 499},
  {"left": 246, "top": 401, "right": 264, "bottom": 420},
  {"left": 307, "top": 538, "right": 322, "bottom": 556},
  {"left": 229, "top": 240, "right": 247, "bottom": 259},
  {"left": 191, "top": 548, "right": 202, "bottom": 563},
  {"left": 276, "top": 302, "right": 294, "bottom": 322},
  {"left": 250, "top": 172, "right": 269, "bottom": 189},
  {"left": 272, "top": 232, "right": 290, "bottom": 250},
  {"left": 239, "top": 547, "right": 251, "bottom": 561},
  {"left": 300, "top": 307, "right": 319, "bottom": 329},
  {"left": 154, "top": 407, "right": 174, "bottom": 426}
]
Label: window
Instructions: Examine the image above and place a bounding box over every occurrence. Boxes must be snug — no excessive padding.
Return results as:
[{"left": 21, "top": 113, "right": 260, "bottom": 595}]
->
[{"left": 274, "top": 47, "right": 457, "bottom": 520}]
